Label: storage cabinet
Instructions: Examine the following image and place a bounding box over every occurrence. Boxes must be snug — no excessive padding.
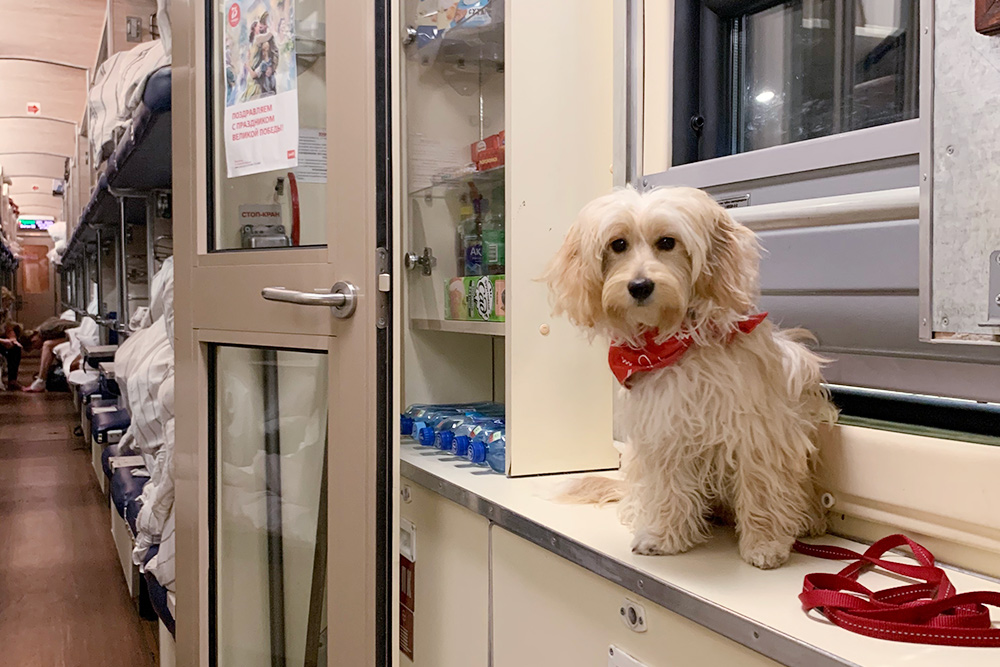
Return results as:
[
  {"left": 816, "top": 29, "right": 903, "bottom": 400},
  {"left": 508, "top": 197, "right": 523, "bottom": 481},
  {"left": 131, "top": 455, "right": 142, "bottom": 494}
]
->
[
  {"left": 399, "top": 479, "right": 489, "bottom": 667},
  {"left": 491, "top": 527, "right": 781, "bottom": 667},
  {"left": 398, "top": 0, "right": 617, "bottom": 476},
  {"left": 396, "top": 477, "right": 782, "bottom": 667}
]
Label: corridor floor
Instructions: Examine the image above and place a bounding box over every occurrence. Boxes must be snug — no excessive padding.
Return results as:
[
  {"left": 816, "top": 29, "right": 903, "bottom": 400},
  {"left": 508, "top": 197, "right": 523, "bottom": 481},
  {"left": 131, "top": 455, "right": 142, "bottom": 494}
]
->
[{"left": 0, "top": 360, "right": 157, "bottom": 666}]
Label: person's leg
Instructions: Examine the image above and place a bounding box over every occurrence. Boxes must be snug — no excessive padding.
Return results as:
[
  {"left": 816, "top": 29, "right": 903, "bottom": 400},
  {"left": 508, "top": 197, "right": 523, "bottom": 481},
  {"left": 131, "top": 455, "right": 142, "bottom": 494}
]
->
[
  {"left": 24, "top": 337, "right": 66, "bottom": 392},
  {"left": 5, "top": 344, "right": 22, "bottom": 388}
]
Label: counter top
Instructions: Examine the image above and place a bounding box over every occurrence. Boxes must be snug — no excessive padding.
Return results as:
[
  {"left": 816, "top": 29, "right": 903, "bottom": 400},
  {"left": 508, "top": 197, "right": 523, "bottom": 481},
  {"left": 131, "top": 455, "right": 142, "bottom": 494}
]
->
[{"left": 400, "top": 443, "right": 1000, "bottom": 667}]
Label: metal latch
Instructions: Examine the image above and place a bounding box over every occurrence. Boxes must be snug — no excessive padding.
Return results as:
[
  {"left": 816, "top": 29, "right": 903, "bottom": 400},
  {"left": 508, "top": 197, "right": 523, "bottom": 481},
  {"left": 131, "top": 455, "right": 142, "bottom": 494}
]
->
[
  {"left": 376, "top": 247, "right": 390, "bottom": 329},
  {"left": 405, "top": 247, "right": 436, "bottom": 276},
  {"left": 979, "top": 250, "right": 1000, "bottom": 327}
]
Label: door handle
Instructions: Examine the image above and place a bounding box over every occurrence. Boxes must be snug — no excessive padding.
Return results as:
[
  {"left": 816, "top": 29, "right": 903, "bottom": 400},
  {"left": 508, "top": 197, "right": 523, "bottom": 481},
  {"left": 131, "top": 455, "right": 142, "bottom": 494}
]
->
[{"left": 261, "top": 281, "right": 358, "bottom": 319}]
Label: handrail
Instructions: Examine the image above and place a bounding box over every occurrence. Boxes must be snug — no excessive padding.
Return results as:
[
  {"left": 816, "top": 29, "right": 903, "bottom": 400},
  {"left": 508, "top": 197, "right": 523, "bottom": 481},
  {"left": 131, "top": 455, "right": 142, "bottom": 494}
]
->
[{"left": 729, "top": 186, "right": 919, "bottom": 231}]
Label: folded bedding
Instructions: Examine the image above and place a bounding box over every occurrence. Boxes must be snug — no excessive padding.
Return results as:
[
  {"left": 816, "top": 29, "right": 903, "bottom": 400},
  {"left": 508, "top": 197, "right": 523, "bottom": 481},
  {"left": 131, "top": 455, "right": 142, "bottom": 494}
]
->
[
  {"left": 106, "top": 258, "right": 177, "bottom": 580},
  {"left": 88, "top": 39, "right": 170, "bottom": 165}
]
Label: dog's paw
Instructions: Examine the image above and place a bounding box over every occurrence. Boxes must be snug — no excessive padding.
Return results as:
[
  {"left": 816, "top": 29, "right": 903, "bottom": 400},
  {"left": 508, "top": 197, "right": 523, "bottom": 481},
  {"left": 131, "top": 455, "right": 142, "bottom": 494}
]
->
[
  {"left": 631, "top": 532, "right": 668, "bottom": 556},
  {"left": 630, "top": 530, "right": 691, "bottom": 556},
  {"left": 740, "top": 536, "right": 794, "bottom": 570},
  {"left": 805, "top": 511, "right": 828, "bottom": 538}
]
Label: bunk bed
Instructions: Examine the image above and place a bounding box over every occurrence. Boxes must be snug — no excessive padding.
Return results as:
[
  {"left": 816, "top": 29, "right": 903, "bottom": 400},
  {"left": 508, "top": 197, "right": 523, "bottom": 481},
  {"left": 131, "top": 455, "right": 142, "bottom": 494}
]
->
[{"left": 59, "top": 56, "right": 177, "bottom": 644}]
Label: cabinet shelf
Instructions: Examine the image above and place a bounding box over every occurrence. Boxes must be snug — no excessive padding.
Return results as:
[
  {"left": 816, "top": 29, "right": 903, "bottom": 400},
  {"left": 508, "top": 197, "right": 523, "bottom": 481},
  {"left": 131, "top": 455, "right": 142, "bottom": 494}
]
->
[
  {"left": 409, "top": 165, "right": 505, "bottom": 200},
  {"left": 411, "top": 318, "right": 505, "bottom": 336},
  {"left": 409, "top": 9, "right": 505, "bottom": 75}
]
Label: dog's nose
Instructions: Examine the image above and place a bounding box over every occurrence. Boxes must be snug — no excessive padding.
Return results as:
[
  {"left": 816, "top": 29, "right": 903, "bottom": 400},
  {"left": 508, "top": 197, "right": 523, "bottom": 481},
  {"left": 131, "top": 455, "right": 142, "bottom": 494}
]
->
[{"left": 628, "top": 278, "right": 655, "bottom": 301}]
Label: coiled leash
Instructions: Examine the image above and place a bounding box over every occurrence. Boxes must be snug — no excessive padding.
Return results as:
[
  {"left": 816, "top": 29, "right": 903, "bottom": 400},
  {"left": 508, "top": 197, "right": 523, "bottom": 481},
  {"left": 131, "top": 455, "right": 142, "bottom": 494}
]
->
[{"left": 793, "top": 534, "right": 1000, "bottom": 646}]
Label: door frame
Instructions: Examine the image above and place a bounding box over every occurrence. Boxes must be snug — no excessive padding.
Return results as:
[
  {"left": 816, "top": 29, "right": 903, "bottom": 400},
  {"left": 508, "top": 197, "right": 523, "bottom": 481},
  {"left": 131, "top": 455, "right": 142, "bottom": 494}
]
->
[{"left": 171, "top": 0, "right": 394, "bottom": 663}]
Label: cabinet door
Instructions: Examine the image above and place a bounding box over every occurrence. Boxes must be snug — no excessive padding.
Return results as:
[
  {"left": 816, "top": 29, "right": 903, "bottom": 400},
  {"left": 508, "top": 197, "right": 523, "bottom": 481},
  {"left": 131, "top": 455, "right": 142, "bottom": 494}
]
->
[
  {"left": 172, "top": 0, "right": 391, "bottom": 664},
  {"left": 491, "top": 527, "right": 781, "bottom": 667},
  {"left": 398, "top": 0, "right": 617, "bottom": 477},
  {"left": 399, "top": 480, "right": 489, "bottom": 667}
]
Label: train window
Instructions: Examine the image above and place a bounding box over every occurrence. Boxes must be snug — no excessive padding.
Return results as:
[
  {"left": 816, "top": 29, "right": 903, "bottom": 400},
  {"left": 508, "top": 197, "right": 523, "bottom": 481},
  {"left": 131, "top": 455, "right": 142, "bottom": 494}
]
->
[{"left": 673, "top": 0, "right": 919, "bottom": 165}]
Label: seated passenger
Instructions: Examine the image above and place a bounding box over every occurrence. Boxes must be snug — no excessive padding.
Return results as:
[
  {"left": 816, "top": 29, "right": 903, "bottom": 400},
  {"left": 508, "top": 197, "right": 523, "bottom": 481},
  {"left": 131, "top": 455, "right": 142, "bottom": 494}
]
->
[
  {"left": 0, "top": 322, "right": 24, "bottom": 391},
  {"left": 21, "top": 317, "right": 81, "bottom": 393}
]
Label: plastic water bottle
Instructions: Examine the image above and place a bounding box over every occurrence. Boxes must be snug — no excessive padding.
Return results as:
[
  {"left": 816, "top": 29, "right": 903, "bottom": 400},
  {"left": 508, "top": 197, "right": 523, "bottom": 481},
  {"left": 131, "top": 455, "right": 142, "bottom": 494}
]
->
[
  {"left": 400, "top": 402, "right": 495, "bottom": 437},
  {"left": 484, "top": 428, "right": 506, "bottom": 474},
  {"left": 447, "top": 417, "right": 504, "bottom": 455},
  {"left": 415, "top": 411, "right": 467, "bottom": 446},
  {"left": 465, "top": 426, "right": 505, "bottom": 472}
]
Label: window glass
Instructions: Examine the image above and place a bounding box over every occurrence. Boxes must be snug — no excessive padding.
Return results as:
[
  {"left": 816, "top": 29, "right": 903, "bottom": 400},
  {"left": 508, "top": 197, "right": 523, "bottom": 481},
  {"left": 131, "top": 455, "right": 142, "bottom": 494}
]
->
[
  {"left": 209, "top": 0, "right": 327, "bottom": 251},
  {"left": 675, "top": 0, "right": 918, "bottom": 164},
  {"left": 213, "top": 346, "right": 328, "bottom": 665}
]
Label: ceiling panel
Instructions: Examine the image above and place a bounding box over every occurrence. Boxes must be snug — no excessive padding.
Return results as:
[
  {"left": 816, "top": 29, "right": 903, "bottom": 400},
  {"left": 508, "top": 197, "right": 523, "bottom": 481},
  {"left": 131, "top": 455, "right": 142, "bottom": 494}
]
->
[
  {"left": 9, "top": 176, "right": 63, "bottom": 196},
  {"left": 0, "top": 118, "right": 76, "bottom": 157},
  {"left": 0, "top": 153, "right": 68, "bottom": 180},
  {"left": 0, "top": 0, "right": 107, "bottom": 70},
  {"left": 12, "top": 191, "right": 63, "bottom": 208},
  {"left": 0, "top": 61, "right": 87, "bottom": 123}
]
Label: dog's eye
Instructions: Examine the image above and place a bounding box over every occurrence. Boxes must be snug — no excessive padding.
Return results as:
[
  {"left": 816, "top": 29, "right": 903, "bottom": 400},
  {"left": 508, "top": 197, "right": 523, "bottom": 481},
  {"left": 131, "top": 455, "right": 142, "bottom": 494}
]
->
[
  {"left": 610, "top": 238, "right": 628, "bottom": 253},
  {"left": 655, "top": 236, "right": 676, "bottom": 251}
]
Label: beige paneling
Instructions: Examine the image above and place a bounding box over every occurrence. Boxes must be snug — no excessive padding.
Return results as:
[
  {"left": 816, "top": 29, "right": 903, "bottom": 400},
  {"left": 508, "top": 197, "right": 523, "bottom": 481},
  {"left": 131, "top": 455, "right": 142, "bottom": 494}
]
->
[
  {"left": 10, "top": 176, "right": 61, "bottom": 196},
  {"left": 399, "top": 481, "right": 489, "bottom": 667},
  {"left": 506, "top": 0, "right": 616, "bottom": 476},
  {"left": 492, "top": 527, "right": 780, "bottom": 667},
  {"left": 0, "top": 61, "right": 87, "bottom": 123},
  {"left": 643, "top": 1, "right": 672, "bottom": 174},
  {"left": 107, "top": 0, "right": 159, "bottom": 53},
  {"left": 9, "top": 191, "right": 63, "bottom": 217},
  {"left": 188, "top": 261, "right": 341, "bottom": 337},
  {"left": 0, "top": 119, "right": 76, "bottom": 157},
  {"left": 0, "top": 0, "right": 106, "bottom": 68},
  {"left": 820, "top": 425, "right": 1000, "bottom": 577},
  {"left": 0, "top": 153, "right": 67, "bottom": 179}
]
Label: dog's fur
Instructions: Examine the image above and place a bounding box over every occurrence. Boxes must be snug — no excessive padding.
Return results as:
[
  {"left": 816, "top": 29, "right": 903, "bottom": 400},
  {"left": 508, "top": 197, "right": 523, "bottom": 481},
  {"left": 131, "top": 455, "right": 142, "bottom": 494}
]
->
[{"left": 544, "top": 187, "right": 837, "bottom": 569}]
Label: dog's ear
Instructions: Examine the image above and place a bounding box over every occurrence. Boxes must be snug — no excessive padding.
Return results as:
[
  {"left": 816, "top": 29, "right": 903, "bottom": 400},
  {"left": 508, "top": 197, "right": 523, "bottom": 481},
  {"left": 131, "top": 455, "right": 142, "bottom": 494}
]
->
[
  {"left": 695, "top": 204, "right": 760, "bottom": 314},
  {"left": 543, "top": 217, "right": 605, "bottom": 330}
]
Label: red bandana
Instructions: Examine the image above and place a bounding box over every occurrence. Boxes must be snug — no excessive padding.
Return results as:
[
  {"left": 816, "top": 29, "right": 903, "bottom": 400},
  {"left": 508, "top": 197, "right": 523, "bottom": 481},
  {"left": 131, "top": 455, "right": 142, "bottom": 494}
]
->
[{"left": 608, "top": 313, "right": 768, "bottom": 388}]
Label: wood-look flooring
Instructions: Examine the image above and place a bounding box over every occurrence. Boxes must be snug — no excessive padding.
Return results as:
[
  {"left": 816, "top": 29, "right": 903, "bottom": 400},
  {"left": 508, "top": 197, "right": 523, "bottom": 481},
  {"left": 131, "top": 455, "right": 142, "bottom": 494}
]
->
[{"left": 0, "top": 358, "right": 157, "bottom": 666}]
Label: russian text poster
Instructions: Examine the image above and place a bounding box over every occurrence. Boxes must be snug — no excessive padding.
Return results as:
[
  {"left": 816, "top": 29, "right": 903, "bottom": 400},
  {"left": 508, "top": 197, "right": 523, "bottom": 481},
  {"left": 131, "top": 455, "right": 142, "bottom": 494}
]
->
[{"left": 222, "top": 0, "right": 299, "bottom": 177}]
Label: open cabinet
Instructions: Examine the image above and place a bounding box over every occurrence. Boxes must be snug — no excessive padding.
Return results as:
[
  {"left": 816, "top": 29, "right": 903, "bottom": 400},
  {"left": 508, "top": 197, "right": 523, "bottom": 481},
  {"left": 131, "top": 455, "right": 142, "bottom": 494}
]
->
[{"left": 397, "top": 0, "right": 618, "bottom": 477}]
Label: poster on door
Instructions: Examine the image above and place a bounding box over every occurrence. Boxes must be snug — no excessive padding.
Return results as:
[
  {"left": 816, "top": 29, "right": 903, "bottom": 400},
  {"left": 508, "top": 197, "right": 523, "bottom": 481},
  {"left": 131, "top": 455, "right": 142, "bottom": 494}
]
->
[{"left": 222, "top": 0, "right": 299, "bottom": 177}]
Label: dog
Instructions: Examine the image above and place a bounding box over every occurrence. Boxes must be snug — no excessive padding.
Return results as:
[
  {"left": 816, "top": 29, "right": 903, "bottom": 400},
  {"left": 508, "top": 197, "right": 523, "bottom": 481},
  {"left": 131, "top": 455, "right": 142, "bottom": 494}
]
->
[{"left": 544, "top": 186, "right": 837, "bottom": 569}]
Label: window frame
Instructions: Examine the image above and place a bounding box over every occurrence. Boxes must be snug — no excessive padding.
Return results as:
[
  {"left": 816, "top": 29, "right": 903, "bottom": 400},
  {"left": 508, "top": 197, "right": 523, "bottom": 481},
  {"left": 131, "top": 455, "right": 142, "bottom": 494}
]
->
[{"left": 669, "top": 0, "right": 920, "bottom": 170}]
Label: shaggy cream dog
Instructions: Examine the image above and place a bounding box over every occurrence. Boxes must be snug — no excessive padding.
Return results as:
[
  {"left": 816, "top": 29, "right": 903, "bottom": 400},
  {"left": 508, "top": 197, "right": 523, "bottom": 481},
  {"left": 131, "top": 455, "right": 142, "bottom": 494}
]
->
[{"left": 545, "top": 186, "right": 836, "bottom": 569}]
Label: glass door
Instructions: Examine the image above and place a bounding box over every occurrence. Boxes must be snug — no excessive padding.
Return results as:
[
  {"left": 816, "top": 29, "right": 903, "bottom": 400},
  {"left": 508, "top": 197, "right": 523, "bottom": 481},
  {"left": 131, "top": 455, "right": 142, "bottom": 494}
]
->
[{"left": 172, "top": 0, "right": 391, "bottom": 664}]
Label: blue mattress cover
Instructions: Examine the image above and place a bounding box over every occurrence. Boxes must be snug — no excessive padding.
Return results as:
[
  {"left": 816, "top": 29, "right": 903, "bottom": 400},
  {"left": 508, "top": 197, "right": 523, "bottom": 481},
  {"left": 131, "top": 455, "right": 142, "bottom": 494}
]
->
[
  {"left": 110, "top": 466, "right": 148, "bottom": 534},
  {"left": 101, "top": 442, "right": 131, "bottom": 480},
  {"left": 106, "top": 66, "right": 172, "bottom": 191},
  {"left": 91, "top": 408, "right": 130, "bottom": 439},
  {"left": 143, "top": 545, "right": 175, "bottom": 636},
  {"left": 80, "top": 173, "right": 117, "bottom": 229},
  {"left": 79, "top": 380, "right": 104, "bottom": 401}
]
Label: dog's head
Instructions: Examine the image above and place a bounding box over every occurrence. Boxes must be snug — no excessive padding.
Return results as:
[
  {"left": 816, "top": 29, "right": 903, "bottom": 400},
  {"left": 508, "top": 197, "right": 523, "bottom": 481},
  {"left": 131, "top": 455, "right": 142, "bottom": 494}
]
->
[{"left": 544, "top": 187, "right": 760, "bottom": 342}]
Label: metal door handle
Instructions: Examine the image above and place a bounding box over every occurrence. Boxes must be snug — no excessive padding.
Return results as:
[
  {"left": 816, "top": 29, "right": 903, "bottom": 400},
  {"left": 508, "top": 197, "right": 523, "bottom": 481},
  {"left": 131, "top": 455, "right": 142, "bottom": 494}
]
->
[{"left": 261, "top": 281, "right": 358, "bottom": 319}]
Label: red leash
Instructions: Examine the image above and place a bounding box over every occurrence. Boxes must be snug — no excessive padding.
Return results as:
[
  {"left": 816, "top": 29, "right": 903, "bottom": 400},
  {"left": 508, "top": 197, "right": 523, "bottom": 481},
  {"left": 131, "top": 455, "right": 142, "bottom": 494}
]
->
[{"left": 793, "top": 535, "right": 1000, "bottom": 646}]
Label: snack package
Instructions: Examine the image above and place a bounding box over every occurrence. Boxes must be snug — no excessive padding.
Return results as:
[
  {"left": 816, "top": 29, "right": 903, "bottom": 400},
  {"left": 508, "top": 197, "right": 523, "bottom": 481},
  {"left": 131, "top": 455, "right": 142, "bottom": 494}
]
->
[
  {"left": 471, "top": 130, "right": 505, "bottom": 171},
  {"left": 438, "top": 0, "right": 494, "bottom": 30},
  {"left": 445, "top": 275, "right": 505, "bottom": 322}
]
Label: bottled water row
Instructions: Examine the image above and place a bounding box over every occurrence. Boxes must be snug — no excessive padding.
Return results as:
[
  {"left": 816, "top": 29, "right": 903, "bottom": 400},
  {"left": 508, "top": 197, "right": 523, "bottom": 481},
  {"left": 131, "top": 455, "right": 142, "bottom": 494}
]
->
[{"left": 401, "top": 402, "right": 506, "bottom": 474}]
